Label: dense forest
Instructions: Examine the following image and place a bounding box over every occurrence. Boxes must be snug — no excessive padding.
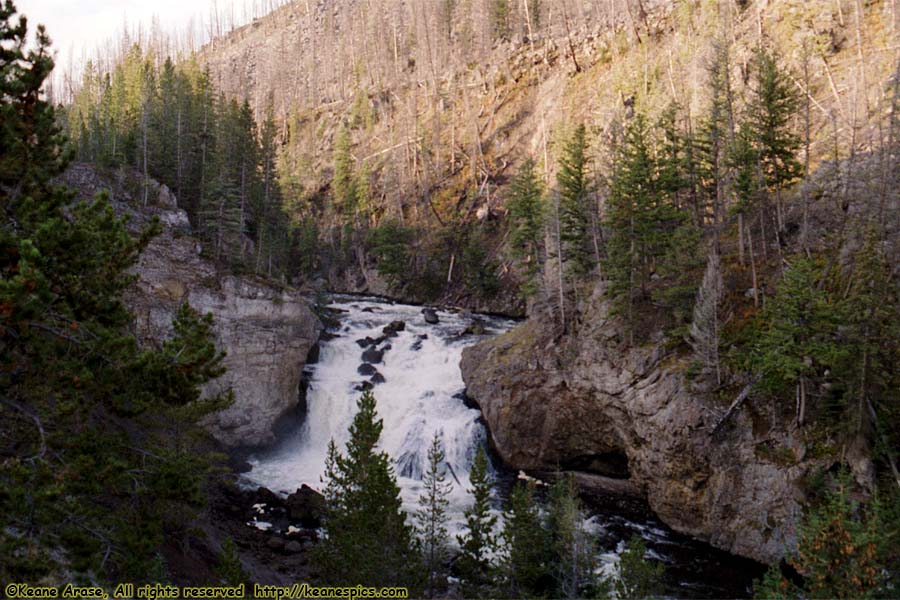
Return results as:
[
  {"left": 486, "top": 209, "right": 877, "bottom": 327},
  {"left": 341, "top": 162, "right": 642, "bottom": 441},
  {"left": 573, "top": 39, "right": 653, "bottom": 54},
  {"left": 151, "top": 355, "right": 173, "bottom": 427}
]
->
[{"left": 3, "top": 0, "right": 900, "bottom": 598}]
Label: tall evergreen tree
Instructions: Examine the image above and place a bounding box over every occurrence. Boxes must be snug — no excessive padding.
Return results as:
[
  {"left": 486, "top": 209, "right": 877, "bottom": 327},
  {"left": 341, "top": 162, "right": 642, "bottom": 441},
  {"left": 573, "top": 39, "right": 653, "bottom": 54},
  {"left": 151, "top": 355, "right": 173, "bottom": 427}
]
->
[
  {"left": 545, "top": 475, "right": 597, "bottom": 599},
  {"left": 753, "top": 258, "right": 845, "bottom": 426},
  {"left": 501, "top": 480, "right": 551, "bottom": 597},
  {"left": 333, "top": 124, "right": 357, "bottom": 215},
  {"left": 457, "top": 446, "right": 498, "bottom": 594},
  {"left": 508, "top": 157, "right": 545, "bottom": 297},
  {"left": 614, "top": 536, "right": 665, "bottom": 600},
  {"left": 416, "top": 433, "right": 453, "bottom": 598},
  {"left": 314, "top": 391, "right": 420, "bottom": 588},
  {"left": 557, "top": 124, "right": 594, "bottom": 282}
]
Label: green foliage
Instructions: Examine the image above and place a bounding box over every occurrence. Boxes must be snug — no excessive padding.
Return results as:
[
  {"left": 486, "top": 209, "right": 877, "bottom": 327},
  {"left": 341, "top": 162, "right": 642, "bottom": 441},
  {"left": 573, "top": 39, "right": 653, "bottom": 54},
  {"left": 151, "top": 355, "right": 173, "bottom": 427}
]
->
[
  {"left": 416, "top": 433, "right": 453, "bottom": 598},
  {"left": 293, "top": 219, "right": 320, "bottom": 277},
  {"left": 333, "top": 124, "right": 358, "bottom": 215},
  {"left": 754, "top": 475, "right": 891, "bottom": 599},
  {"left": 216, "top": 538, "right": 248, "bottom": 586},
  {"left": 545, "top": 475, "right": 598, "bottom": 598},
  {"left": 501, "top": 480, "right": 551, "bottom": 597},
  {"left": 314, "top": 391, "right": 420, "bottom": 588},
  {"left": 748, "top": 48, "right": 804, "bottom": 194},
  {"left": 368, "top": 220, "right": 413, "bottom": 286},
  {"left": 752, "top": 258, "right": 845, "bottom": 398},
  {"left": 462, "top": 228, "right": 500, "bottom": 298},
  {"left": 614, "top": 535, "right": 664, "bottom": 600},
  {"left": 604, "top": 113, "right": 697, "bottom": 342},
  {"left": 66, "top": 45, "right": 292, "bottom": 277},
  {"left": 0, "top": 2, "right": 230, "bottom": 582},
  {"left": 456, "top": 447, "right": 498, "bottom": 594},
  {"left": 558, "top": 124, "right": 595, "bottom": 280},
  {"left": 507, "top": 158, "right": 545, "bottom": 297}
]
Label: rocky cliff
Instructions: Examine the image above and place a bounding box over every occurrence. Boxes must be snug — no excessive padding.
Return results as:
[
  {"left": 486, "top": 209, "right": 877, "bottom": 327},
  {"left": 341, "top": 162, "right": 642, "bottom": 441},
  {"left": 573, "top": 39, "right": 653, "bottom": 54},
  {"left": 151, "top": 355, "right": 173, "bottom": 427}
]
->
[
  {"left": 461, "top": 282, "right": 838, "bottom": 565},
  {"left": 62, "top": 164, "right": 322, "bottom": 447}
]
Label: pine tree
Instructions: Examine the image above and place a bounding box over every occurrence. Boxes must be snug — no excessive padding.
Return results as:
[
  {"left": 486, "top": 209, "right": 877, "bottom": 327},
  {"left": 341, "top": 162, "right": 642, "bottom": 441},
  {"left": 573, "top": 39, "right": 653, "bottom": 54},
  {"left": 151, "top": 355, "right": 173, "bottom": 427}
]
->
[
  {"left": 1, "top": 2, "right": 230, "bottom": 580},
  {"left": 333, "top": 124, "right": 357, "bottom": 215},
  {"left": 508, "top": 157, "right": 545, "bottom": 297},
  {"left": 314, "top": 391, "right": 420, "bottom": 588},
  {"left": 501, "top": 480, "right": 551, "bottom": 597},
  {"left": 754, "top": 258, "right": 846, "bottom": 426},
  {"left": 745, "top": 47, "right": 803, "bottom": 252},
  {"left": 754, "top": 474, "right": 889, "bottom": 599},
  {"left": 614, "top": 536, "right": 665, "bottom": 600},
  {"left": 558, "top": 124, "right": 594, "bottom": 282},
  {"left": 457, "top": 446, "right": 498, "bottom": 594},
  {"left": 416, "top": 433, "right": 453, "bottom": 599},
  {"left": 545, "top": 475, "right": 597, "bottom": 599}
]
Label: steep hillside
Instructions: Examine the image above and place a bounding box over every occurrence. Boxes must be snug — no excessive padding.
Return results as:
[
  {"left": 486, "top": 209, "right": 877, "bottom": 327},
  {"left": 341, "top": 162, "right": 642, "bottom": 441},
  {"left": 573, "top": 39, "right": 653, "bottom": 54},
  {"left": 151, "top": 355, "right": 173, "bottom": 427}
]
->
[
  {"left": 191, "top": 0, "right": 900, "bottom": 318},
  {"left": 199, "top": 0, "right": 896, "bottom": 230}
]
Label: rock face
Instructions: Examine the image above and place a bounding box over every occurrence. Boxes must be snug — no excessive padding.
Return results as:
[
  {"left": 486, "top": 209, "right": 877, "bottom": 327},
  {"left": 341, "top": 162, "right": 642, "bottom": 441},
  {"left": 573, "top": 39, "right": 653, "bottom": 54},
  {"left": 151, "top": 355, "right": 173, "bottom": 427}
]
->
[
  {"left": 461, "top": 283, "right": 831, "bottom": 565},
  {"left": 62, "top": 164, "right": 322, "bottom": 447}
]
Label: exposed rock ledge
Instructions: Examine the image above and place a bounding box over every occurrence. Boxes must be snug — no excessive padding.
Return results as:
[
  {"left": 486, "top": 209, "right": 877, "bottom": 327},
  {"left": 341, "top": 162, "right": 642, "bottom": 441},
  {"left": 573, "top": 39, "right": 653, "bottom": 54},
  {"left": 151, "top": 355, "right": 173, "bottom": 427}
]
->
[
  {"left": 62, "top": 164, "right": 322, "bottom": 447},
  {"left": 461, "top": 283, "right": 832, "bottom": 565}
]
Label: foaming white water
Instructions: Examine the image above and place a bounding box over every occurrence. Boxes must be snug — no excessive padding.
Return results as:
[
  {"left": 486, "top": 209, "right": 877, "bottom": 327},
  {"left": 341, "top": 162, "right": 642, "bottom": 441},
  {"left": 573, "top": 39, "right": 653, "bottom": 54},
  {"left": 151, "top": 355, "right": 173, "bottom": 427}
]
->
[{"left": 244, "top": 295, "right": 516, "bottom": 538}]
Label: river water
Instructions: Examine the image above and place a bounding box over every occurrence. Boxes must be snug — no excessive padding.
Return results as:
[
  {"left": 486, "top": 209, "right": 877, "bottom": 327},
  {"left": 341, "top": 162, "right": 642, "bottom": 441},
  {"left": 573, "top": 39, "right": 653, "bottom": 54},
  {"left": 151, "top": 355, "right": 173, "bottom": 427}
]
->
[{"left": 243, "top": 295, "right": 763, "bottom": 598}]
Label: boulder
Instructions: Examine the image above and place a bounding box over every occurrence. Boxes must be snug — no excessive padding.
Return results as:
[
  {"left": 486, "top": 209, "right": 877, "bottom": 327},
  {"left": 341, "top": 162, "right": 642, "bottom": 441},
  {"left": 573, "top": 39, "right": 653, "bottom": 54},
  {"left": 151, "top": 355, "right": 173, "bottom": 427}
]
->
[
  {"left": 285, "top": 485, "right": 326, "bottom": 528},
  {"left": 357, "top": 363, "right": 378, "bottom": 376},
  {"left": 382, "top": 321, "right": 406, "bottom": 336},
  {"left": 422, "top": 308, "right": 440, "bottom": 324},
  {"left": 253, "top": 487, "right": 285, "bottom": 510},
  {"left": 361, "top": 347, "right": 384, "bottom": 364}
]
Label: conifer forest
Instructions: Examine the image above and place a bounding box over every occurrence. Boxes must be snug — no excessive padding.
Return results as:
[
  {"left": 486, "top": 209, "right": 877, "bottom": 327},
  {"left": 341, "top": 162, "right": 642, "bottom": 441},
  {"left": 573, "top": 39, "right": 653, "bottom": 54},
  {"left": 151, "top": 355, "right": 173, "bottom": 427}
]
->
[{"left": 2, "top": 0, "right": 899, "bottom": 598}]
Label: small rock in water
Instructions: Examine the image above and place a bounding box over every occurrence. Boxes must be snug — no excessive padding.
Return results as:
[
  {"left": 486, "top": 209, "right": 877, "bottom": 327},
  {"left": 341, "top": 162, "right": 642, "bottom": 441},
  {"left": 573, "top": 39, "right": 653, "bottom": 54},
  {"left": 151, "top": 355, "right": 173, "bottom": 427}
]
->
[
  {"left": 357, "top": 363, "right": 378, "bottom": 376},
  {"left": 410, "top": 333, "right": 429, "bottom": 351},
  {"left": 462, "top": 319, "right": 487, "bottom": 336},
  {"left": 355, "top": 337, "right": 374, "bottom": 348},
  {"left": 382, "top": 320, "right": 406, "bottom": 336},
  {"left": 361, "top": 347, "right": 384, "bottom": 364},
  {"left": 370, "top": 372, "right": 386, "bottom": 385},
  {"left": 361, "top": 306, "right": 380, "bottom": 313},
  {"left": 422, "top": 308, "right": 440, "bottom": 324},
  {"left": 381, "top": 343, "right": 392, "bottom": 351},
  {"left": 354, "top": 381, "right": 374, "bottom": 392}
]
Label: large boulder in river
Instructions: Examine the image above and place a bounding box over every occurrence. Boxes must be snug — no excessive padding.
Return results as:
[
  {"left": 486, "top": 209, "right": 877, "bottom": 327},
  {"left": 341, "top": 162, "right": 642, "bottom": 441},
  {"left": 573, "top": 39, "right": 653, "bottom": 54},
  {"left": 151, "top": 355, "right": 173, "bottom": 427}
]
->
[
  {"left": 461, "top": 282, "right": 836, "bottom": 565},
  {"left": 422, "top": 308, "right": 440, "bottom": 324},
  {"left": 61, "top": 164, "right": 323, "bottom": 448}
]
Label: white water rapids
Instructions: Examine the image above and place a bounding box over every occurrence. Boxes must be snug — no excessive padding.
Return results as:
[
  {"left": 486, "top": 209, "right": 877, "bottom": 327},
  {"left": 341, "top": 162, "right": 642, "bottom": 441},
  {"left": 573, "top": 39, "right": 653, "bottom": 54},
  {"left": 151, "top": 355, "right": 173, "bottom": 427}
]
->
[{"left": 244, "top": 295, "right": 516, "bottom": 538}]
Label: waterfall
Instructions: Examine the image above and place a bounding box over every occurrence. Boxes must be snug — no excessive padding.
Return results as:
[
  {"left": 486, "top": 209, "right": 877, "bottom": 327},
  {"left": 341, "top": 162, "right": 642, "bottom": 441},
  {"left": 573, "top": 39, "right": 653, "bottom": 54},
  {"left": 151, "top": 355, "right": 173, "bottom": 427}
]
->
[{"left": 244, "top": 295, "right": 516, "bottom": 537}]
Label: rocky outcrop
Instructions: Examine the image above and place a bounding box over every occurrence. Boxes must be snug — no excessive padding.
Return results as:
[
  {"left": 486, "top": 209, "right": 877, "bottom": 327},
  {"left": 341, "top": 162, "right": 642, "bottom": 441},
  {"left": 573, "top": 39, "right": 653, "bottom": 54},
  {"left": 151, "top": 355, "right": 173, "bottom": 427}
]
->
[
  {"left": 62, "top": 164, "right": 322, "bottom": 447},
  {"left": 461, "top": 283, "right": 832, "bottom": 565}
]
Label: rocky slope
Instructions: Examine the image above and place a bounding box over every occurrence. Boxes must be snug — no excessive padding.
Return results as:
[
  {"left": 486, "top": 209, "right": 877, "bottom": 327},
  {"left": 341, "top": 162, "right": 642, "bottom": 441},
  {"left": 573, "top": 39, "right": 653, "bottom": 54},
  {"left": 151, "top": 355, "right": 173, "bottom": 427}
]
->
[
  {"left": 61, "top": 164, "right": 322, "bottom": 447},
  {"left": 461, "top": 282, "right": 842, "bottom": 565}
]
